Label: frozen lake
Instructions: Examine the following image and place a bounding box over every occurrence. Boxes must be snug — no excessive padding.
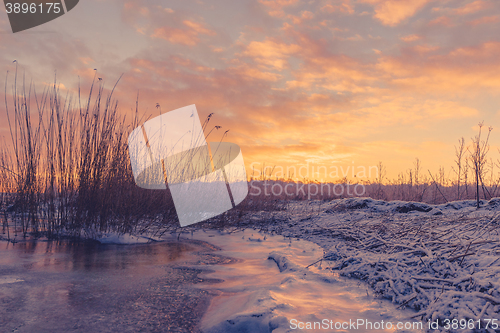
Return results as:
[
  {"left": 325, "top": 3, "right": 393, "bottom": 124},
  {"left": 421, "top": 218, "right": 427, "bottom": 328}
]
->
[
  {"left": 0, "top": 229, "right": 423, "bottom": 332},
  {"left": 0, "top": 236, "right": 229, "bottom": 332}
]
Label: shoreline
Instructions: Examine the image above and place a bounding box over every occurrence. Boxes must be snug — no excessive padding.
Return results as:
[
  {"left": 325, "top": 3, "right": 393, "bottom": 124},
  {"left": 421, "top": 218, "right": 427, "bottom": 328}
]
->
[{"left": 246, "top": 197, "right": 500, "bottom": 329}]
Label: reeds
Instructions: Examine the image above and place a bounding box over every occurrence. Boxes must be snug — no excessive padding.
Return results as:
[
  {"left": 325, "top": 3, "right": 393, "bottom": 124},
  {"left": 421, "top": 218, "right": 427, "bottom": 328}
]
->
[
  {"left": 1, "top": 70, "right": 179, "bottom": 238},
  {"left": 0, "top": 70, "right": 261, "bottom": 239}
]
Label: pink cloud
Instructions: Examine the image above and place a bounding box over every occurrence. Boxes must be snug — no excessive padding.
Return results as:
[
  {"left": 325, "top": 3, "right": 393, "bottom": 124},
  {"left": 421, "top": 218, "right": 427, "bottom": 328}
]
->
[
  {"left": 151, "top": 20, "right": 216, "bottom": 46},
  {"left": 376, "top": 42, "right": 500, "bottom": 94},
  {"left": 454, "top": 0, "right": 489, "bottom": 15},
  {"left": 400, "top": 34, "right": 422, "bottom": 42},
  {"left": 259, "top": 0, "right": 299, "bottom": 17},
  {"left": 359, "top": 0, "right": 433, "bottom": 26},
  {"left": 467, "top": 15, "right": 499, "bottom": 25},
  {"left": 428, "top": 15, "right": 454, "bottom": 26},
  {"left": 321, "top": 1, "right": 355, "bottom": 15},
  {"left": 240, "top": 39, "right": 301, "bottom": 70}
]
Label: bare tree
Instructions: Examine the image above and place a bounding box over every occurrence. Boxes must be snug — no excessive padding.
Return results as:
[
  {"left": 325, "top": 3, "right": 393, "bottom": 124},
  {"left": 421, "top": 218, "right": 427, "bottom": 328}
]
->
[
  {"left": 428, "top": 169, "right": 448, "bottom": 203},
  {"left": 464, "top": 157, "right": 470, "bottom": 199},
  {"left": 470, "top": 122, "right": 492, "bottom": 208},
  {"left": 413, "top": 158, "right": 427, "bottom": 201},
  {"left": 453, "top": 137, "right": 465, "bottom": 200},
  {"left": 376, "top": 161, "right": 386, "bottom": 200}
]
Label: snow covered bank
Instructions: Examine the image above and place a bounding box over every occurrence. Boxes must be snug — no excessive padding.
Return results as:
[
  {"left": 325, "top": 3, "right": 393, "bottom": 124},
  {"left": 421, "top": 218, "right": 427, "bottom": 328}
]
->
[
  {"left": 257, "top": 197, "right": 500, "bottom": 332},
  {"left": 188, "top": 229, "right": 423, "bottom": 333}
]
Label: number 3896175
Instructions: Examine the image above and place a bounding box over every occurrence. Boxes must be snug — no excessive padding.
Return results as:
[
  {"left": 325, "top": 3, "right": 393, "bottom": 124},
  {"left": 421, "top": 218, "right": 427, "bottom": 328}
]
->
[{"left": 5, "top": 3, "right": 62, "bottom": 14}]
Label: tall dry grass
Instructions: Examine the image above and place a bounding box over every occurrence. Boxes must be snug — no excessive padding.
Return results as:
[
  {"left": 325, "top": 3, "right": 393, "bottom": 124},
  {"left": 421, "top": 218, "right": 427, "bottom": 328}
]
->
[{"left": 0, "top": 70, "right": 180, "bottom": 238}]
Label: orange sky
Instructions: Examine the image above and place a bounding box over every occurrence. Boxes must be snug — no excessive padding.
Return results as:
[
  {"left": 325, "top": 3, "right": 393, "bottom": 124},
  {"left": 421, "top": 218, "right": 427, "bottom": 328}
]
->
[{"left": 1, "top": 0, "right": 500, "bottom": 182}]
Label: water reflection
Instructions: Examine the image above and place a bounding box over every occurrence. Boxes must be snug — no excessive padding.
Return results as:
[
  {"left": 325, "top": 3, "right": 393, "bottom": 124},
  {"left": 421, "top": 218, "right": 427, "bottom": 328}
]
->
[
  {"left": 1, "top": 239, "right": 193, "bottom": 272},
  {"left": 0, "top": 238, "right": 222, "bottom": 333}
]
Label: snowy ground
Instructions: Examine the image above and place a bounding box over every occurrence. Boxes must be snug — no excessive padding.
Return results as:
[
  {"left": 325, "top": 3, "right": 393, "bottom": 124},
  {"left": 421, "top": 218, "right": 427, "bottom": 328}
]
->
[{"left": 233, "top": 197, "right": 500, "bottom": 333}]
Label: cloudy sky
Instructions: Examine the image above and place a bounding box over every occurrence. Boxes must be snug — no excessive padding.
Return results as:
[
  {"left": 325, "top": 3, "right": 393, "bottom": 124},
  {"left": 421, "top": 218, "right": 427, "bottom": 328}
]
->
[{"left": 1, "top": 0, "right": 500, "bottom": 182}]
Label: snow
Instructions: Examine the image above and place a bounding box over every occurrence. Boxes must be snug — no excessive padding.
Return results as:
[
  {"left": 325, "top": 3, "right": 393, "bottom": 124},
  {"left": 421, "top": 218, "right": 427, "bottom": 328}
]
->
[
  {"left": 184, "top": 229, "right": 424, "bottom": 333},
  {"left": 234, "top": 197, "right": 500, "bottom": 332},
  {"left": 0, "top": 276, "right": 24, "bottom": 284}
]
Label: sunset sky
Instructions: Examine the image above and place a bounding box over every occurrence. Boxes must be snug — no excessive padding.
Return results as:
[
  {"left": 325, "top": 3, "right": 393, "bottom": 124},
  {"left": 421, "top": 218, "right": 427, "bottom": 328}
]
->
[{"left": 1, "top": 0, "right": 500, "bottom": 182}]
